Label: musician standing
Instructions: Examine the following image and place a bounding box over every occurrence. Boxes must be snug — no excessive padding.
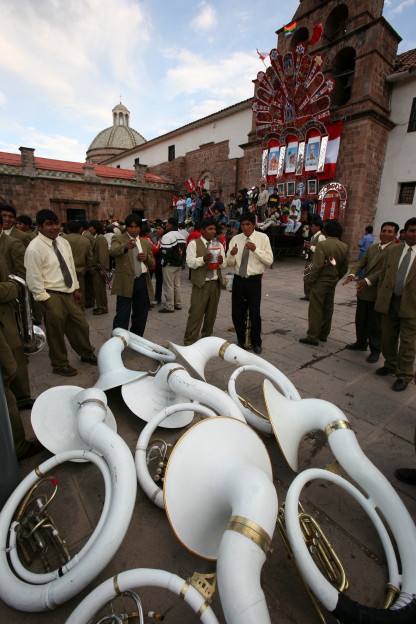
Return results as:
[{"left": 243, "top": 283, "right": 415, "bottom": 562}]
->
[
  {"left": 0, "top": 204, "right": 31, "bottom": 247},
  {"left": 300, "top": 216, "right": 325, "bottom": 301},
  {"left": 24, "top": 209, "right": 97, "bottom": 377},
  {"left": 65, "top": 220, "right": 94, "bottom": 311},
  {"left": 88, "top": 220, "right": 109, "bottom": 315},
  {"left": 226, "top": 212, "right": 273, "bottom": 354}
]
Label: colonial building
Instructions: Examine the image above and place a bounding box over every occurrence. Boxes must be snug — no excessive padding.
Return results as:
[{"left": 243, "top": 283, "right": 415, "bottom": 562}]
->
[{"left": 0, "top": 147, "right": 174, "bottom": 223}]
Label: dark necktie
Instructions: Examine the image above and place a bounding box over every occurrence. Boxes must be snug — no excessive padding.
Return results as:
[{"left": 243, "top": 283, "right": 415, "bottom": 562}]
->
[
  {"left": 393, "top": 247, "right": 412, "bottom": 296},
  {"left": 206, "top": 241, "right": 213, "bottom": 280},
  {"left": 53, "top": 239, "right": 73, "bottom": 288},
  {"left": 239, "top": 238, "right": 250, "bottom": 277}
]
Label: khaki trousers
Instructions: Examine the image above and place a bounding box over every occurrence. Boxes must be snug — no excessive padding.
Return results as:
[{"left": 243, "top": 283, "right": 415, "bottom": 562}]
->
[
  {"left": 162, "top": 266, "right": 182, "bottom": 311},
  {"left": 307, "top": 281, "right": 336, "bottom": 342},
  {"left": 381, "top": 294, "right": 416, "bottom": 382},
  {"left": 43, "top": 292, "right": 94, "bottom": 369},
  {"left": 183, "top": 280, "right": 221, "bottom": 345},
  {"left": 92, "top": 268, "right": 108, "bottom": 312}
]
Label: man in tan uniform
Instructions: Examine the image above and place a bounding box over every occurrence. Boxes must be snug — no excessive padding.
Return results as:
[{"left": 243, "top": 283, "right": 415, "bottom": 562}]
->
[
  {"left": 0, "top": 204, "right": 31, "bottom": 247},
  {"left": 65, "top": 220, "right": 94, "bottom": 311},
  {"left": 183, "top": 218, "right": 225, "bottom": 345},
  {"left": 25, "top": 209, "right": 97, "bottom": 377},
  {"left": 88, "top": 220, "right": 110, "bottom": 315},
  {"left": 300, "top": 220, "right": 349, "bottom": 346},
  {"left": 0, "top": 215, "right": 26, "bottom": 278}
]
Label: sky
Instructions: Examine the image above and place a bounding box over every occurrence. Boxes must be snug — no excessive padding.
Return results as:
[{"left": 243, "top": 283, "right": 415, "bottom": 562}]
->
[{"left": 0, "top": 0, "right": 414, "bottom": 163}]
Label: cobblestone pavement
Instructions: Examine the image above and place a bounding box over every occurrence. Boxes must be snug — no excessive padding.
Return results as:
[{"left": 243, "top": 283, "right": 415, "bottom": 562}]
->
[{"left": 2, "top": 256, "right": 415, "bottom": 624}]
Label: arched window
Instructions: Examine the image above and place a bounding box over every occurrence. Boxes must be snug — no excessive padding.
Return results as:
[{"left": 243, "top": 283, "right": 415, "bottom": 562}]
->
[
  {"left": 290, "top": 26, "right": 309, "bottom": 50},
  {"left": 324, "top": 4, "right": 349, "bottom": 41},
  {"left": 331, "top": 47, "right": 356, "bottom": 107}
]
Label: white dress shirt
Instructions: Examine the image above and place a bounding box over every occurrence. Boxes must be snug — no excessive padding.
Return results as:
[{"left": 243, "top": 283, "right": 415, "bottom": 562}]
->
[
  {"left": 397, "top": 243, "right": 416, "bottom": 284},
  {"left": 24, "top": 233, "right": 79, "bottom": 301},
  {"left": 127, "top": 234, "right": 148, "bottom": 276},
  {"left": 226, "top": 230, "right": 273, "bottom": 276}
]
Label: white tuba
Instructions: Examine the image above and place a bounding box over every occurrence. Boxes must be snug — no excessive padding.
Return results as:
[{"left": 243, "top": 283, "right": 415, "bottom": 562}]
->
[
  {"left": 264, "top": 381, "right": 416, "bottom": 622},
  {"left": 163, "top": 416, "right": 277, "bottom": 624},
  {"left": 65, "top": 568, "right": 220, "bottom": 624},
  {"left": 94, "top": 328, "right": 175, "bottom": 391},
  {"left": 0, "top": 388, "right": 137, "bottom": 612},
  {"left": 122, "top": 362, "right": 245, "bottom": 428},
  {"left": 170, "top": 336, "right": 300, "bottom": 399}
]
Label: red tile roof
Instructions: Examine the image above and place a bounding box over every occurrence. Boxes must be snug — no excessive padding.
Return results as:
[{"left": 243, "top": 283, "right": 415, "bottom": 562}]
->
[
  {"left": 394, "top": 48, "right": 416, "bottom": 73},
  {"left": 0, "top": 151, "right": 169, "bottom": 184}
]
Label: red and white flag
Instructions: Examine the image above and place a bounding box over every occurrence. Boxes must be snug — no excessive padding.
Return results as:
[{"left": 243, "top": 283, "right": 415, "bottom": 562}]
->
[
  {"left": 197, "top": 178, "right": 205, "bottom": 188},
  {"left": 256, "top": 49, "right": 269, "bottom": 61},
  {"left": 186, "top": 177, "right": 196, "bottom": 192},
  {"left": 320, "top": 120, "right": 342, "bottom": 179}
]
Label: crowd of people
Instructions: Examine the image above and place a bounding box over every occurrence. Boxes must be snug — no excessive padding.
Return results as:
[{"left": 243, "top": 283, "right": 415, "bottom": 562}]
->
[{"left": 0, "top": 197, "right": 415, "bottom": 482}]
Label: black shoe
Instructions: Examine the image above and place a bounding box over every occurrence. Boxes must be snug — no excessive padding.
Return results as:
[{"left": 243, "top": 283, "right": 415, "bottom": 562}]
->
[
  {"left": 345, "top": 343, "right": 368, "bottom": 351},
  {"left": 367, "top": 351, "right": 380, "bottom": 363},
  {"left": 53, "top": 365, "right": 78, "bottom": 377},
  {"left": 392, "top": 379, "right": 408, "bottom": 392},
  {"left": 395, "top": 468, "right": 416, "bottom": 485},
  {"left": 299, "top": 296, "right": 309, "bottom": 301},
  {"left": 18, "top": 398, "right": 36, "bottom": 410},
  {"left": 18, "top": 440, "right": 46, "bottom": 461},
  {"left": 81, "top": 354, "right": 98, "bottom": 365},
  {"left": 174, "top": 305, "right": 182, "bottom": 310},
  {"left": 319, "top": 336, "right": 327, "bottom": 342},
  {"left": 159, "top": 308, "right": 174, "bottom": 313},
  {"left": 376, "top": 366, "right": 395, "bottom": 376},
  {"left": 299, "top": 337, "right": 319, "bottom": 346},
  {"left": 253, "top": 345, "right": 262, "bottom": 354}
]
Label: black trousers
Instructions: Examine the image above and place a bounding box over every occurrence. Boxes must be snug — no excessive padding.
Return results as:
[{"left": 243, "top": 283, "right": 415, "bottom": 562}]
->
[
  {"left": 150, "top": 264, "right": 163, "bottom": 302},
  {"left": 112, "top": 274, "right": 149, "bottom": 337},
  {"left": 355, "top": 298, "right": 381, "bottom": 353},
  {"left": 232, "top": 274, "right": 262, "bottom": 346}
]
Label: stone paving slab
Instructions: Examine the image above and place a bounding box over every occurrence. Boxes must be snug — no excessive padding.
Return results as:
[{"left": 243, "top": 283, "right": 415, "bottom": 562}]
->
[{"left": 1, "top": 257, "right": 415, "bottom": 624}]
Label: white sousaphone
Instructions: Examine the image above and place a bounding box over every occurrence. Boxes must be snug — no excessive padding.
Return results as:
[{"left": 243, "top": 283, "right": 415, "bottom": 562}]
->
[
  {"left": 94, "top": 328, "right": 176, "bottom": 391},
  {"left": 263, "top": 381, "right": 416, "bottom": 623},
  {"left": 65, "top": 568, "right": 220, "bottom": 624},
  {"left": 163, "top": 416, "right": 278, "bottom": 624},
  {"left": 122, "top": 362, "right": 245, "bottom": 429},
  {"left": 0, "top": 388, "right": 137, "bottom": 612}
]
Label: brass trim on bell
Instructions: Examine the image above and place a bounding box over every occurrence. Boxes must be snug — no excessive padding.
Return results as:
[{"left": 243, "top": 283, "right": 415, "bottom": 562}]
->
[
  {"left": 197, "top": 602, "right": 209, "bottom": 617},
  {"left": 113, "top": 574, "right": 121, "bottom": 595},
  {"left": 218, "top": 341, "right": 231, "bottom": 359},
  {"left": 226, "top": 515, "right": 272, "bottom": 554},
  {"left": 189, "top": 572, "right": 216, "bottom": 601},
  {"left": 35, "top": 467, "right": 44, "bottom": 478},
  {"left": 166, "top": 366, "right": 186, "bottom": 382},
  {"left": 179, "top": 580, "right": 189, "bottom": 600},
  {"left": 114, "top": 333, "right": 127, "bottom": 347},
  {"left": 324, "top": 419, "right": 351, "bottom": 438}
]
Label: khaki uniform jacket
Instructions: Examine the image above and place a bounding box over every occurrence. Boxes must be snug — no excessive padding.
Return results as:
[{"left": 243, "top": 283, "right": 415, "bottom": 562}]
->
[
  {"left": 110, "top": 234, "right": 155, "bottom": 300},
  {"left": 65, "top": 233, "right": 94, "bottom": 275},
  {"left": 0, "top": 253, "right": 21, "bottom": 352},
  {"left": 349, "top": 241, "right": 394, "bottom": 302},
  {"left": 306, "top": 237, "right": 349, "bottom": 286},
  {"left": 8, "top": 226, "right": 32, "bottom": 248},
  {"left": 375, "top": 243, "right": 416, "bottom": 318},
  {"left": 0, "top": 232, "right": 26, "bottom": 278},
  {"left": 190, "top": 238, "right": 223, "bottom": 287},
  {"left": 91, "top": 234, "right": 110, "bottom": 271}
]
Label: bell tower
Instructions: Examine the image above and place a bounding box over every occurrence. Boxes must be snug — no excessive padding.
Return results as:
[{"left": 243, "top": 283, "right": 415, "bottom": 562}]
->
[{"left": 245, "top": 0, "right": 401, "bottom": 249}]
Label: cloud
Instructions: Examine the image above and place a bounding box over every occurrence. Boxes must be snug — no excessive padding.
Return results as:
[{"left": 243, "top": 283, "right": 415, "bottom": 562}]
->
[
  {"left": 0, "top": 120, "right": 87, "bottom": 161},
  {"left": 163, "top": 48, "right": 259, "bottom": 102},
  {"left": 0, "top": 92, "right": 6, "bottom": 106},
  {"left": 389, "top": 0, "right": 416, "bottom": 15},
  {"left": 191, "top": 1, "right": 217, "bottom": 31},
  {"left": 0, "top": 0, "right": 151, "bottom": 126}
]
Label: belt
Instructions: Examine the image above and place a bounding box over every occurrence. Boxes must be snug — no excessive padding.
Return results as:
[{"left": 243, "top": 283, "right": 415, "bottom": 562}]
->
[{"left": 46, "top": 289, "right": 72, "bottom": 295}]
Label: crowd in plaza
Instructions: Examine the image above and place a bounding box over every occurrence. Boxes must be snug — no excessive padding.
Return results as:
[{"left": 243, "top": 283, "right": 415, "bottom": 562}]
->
[{"left": 0, "top": 192, "right": 415, "bottom": 482}]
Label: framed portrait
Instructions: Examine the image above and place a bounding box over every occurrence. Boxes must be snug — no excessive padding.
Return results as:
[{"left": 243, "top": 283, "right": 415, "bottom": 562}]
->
[
  {"left": 285, "top": 141, "right": 298, "bottom": 173},
  {"left": 286, "top": 181, "right": 295, "bottom": 196},
  {"left": 277, "top": 183, "right": 285, "bottom": 195},
  {"left": 268, "top": 147, "right": 279, "bottom": 175},
  {"left": 307, "top": 179, "right": 318, "bottom": 195},
  {"left": 305, "top": 136, "right": 321, "bottom": 171}
]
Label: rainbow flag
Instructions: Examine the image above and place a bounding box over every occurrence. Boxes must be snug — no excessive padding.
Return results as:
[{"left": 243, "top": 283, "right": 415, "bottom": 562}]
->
[{"left": 284, "top": 21, "right": 297, "bottom": 38}]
